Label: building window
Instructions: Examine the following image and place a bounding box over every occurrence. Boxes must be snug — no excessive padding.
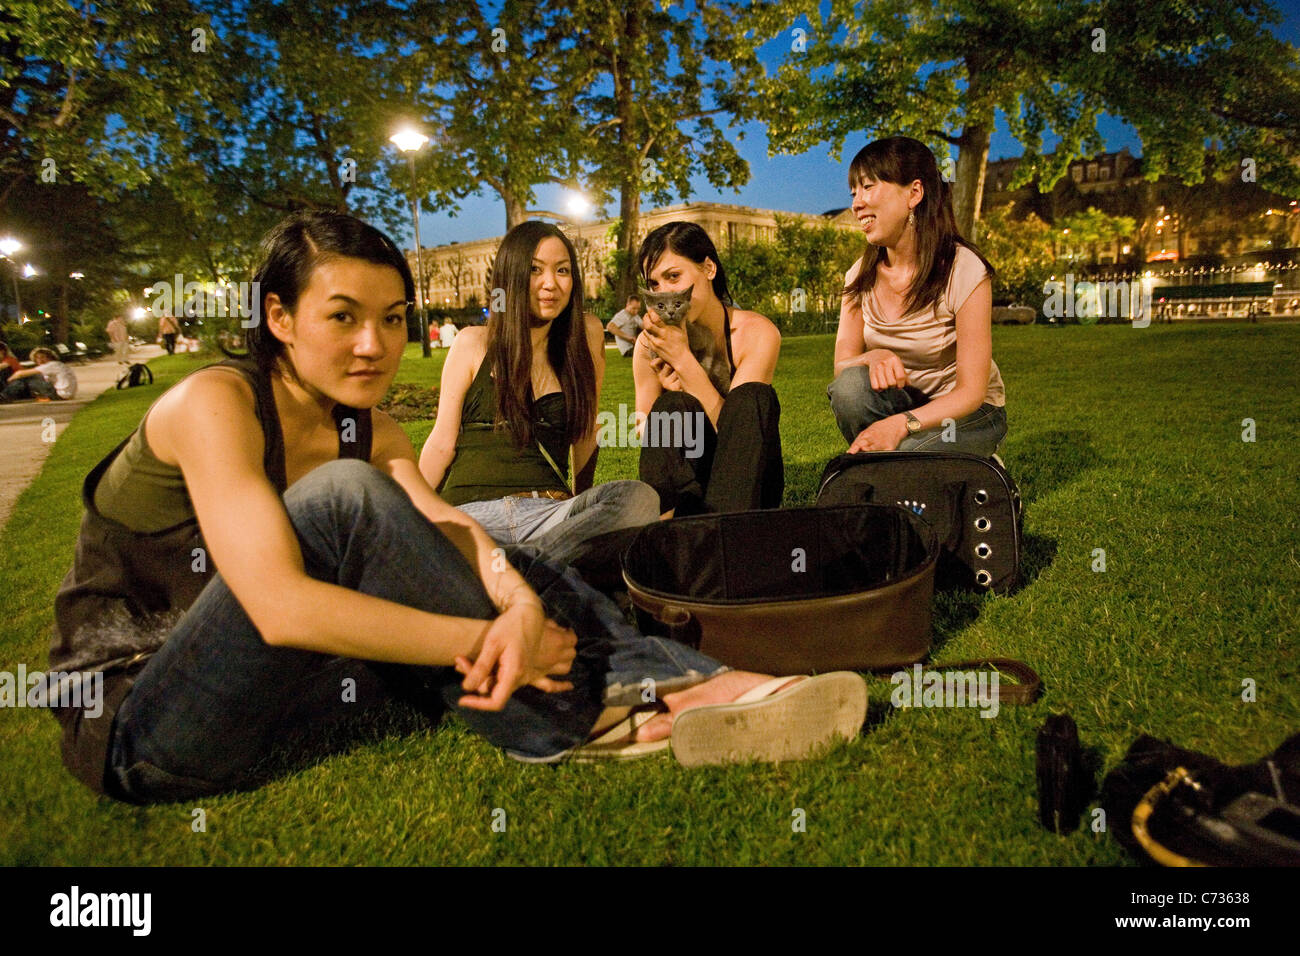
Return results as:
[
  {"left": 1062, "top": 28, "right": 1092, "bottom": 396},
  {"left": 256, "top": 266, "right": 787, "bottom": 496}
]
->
[
  {"left": 1087, "top": 163, "right": 1098, "bottom": 181},
  {"left": 1071, "top": 166, "right": 1083, "bottom": 183},
  {"left": 1099, "top": 165, "right": 1111, "bottom": 180}
]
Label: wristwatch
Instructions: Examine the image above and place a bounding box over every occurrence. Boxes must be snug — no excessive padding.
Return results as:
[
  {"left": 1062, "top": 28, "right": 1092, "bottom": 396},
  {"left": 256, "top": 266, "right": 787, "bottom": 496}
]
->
[{"left": 903, "top": 411, "right": 923, "bottom": 435}]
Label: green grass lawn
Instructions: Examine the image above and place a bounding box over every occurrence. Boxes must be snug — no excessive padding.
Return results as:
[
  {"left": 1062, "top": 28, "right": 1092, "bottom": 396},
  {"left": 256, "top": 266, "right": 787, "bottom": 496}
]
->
[{"left": 2, "top": 325, "right": 1297, "bottom": 865}]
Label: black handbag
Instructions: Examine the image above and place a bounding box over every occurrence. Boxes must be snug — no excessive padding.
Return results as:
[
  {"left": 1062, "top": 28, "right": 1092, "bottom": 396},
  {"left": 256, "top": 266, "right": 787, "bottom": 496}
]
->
[{"left": 816, "top": 451, "right": 1023, "bottom": 594}]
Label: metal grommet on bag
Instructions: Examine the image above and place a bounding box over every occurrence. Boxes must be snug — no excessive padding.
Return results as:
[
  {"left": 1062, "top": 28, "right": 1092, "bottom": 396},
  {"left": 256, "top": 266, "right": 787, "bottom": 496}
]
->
[
  {"left": 975, "top": 542, "right": 992, "bottom": 559},
  {"left": 975, "top": 569, "right": 993, "bottom": 587},
  {"left": 974, "top": 516, "right": 991, "bottom": 532},
  {"left": 974, "top": 489, "right": 989, "bottom": 505}
]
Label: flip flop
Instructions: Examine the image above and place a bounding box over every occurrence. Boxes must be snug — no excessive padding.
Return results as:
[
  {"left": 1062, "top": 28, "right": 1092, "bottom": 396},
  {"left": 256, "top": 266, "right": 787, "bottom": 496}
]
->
[
  {"left": 571, "top": 707, "right": 671, "bottom": 762},
  {"left": 670, "top": 672, "right": 867, "bottom": 768}
]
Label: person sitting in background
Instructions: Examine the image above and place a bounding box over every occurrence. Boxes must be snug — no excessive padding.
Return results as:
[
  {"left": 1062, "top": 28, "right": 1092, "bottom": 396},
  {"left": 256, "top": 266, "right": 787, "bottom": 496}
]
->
[
  {"left": 1, "top": 347, "right": 77, "bottom": 401},
  {"left": 439, "top": 318, "right": 457, "bottom": 349},
  {"left": 0, "top": 341, "right": 21, "bottom": 388},
  {"left": 605, "top": 294, "right": 643, "bottom": 357}
]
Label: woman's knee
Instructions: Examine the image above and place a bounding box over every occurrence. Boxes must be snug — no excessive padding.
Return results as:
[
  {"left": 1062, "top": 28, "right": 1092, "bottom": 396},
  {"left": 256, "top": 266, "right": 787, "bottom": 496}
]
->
[
  {"left": 283, "top": 458, "right": 403, "bottom": 513},
  {"left": 726, "top": 381, "right": 779, "bottom": 410},
  {"left": 651, "top": 389, "right": 703, "bottom": 414},
  {"left": 827, "top": 365, "right": 872, "bottom": 407},
  {"left": 610, "top": 479, "right": 662, "bottom": 526}
]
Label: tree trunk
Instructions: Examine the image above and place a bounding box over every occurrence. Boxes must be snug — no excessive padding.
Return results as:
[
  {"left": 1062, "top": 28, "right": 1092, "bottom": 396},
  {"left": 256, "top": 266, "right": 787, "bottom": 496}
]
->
[
  {"left": 615, "top": 186, "right": 642, "bottom": 305},
  {"left": 952, "top": 121, "right": 993, "bottom": 242},
  {"left": 504, "top": 192, "right": 526, "bottom": 232},
  {"left": 612, "top": 5, "right": 643, "bottom": 307}
]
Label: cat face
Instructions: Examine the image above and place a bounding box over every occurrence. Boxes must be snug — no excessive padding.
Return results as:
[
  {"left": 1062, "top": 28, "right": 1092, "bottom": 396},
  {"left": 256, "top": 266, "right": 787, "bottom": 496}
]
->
[{"left": 642, "top": 249, "right": 717, "bottom": 322}]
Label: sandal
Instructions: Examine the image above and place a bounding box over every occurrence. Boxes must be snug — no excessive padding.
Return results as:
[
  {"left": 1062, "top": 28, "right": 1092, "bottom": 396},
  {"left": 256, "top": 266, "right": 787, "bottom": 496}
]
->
[
  {"left": 571, "top": 707, "right": 671, "bottom": 762},
  {"left": 670, "top": 672, "right": 867, "bottom": 767}
]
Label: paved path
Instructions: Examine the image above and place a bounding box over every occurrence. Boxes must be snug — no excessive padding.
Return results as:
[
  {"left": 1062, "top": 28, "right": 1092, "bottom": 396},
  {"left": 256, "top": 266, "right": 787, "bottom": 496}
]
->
[{"left": 0, "top": 345, "right": 164, "bottom": 531}]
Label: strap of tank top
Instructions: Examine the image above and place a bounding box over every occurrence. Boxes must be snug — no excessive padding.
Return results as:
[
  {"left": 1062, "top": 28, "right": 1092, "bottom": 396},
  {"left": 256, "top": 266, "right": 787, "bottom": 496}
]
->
[
  {"left": 723, "top": 304, "right": 737, "bottom": 378},
  {"left": 216, "top": 360, "right": 288, "bottom": 493}
]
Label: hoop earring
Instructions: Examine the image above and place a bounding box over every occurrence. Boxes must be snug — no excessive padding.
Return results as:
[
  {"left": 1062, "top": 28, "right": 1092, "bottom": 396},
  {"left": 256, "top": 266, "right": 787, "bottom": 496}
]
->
[{"left": 908, "top": 210, "right": 916, "bottom": 228}]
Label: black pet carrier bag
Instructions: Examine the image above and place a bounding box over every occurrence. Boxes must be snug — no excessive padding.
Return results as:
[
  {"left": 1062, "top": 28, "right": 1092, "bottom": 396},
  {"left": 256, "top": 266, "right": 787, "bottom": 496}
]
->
[
  {"left": 621, "top": 503, "right": 937, "bottom": 675},
  {"left": 816, "top": 451, "right": 1023, "bottom": 594}
]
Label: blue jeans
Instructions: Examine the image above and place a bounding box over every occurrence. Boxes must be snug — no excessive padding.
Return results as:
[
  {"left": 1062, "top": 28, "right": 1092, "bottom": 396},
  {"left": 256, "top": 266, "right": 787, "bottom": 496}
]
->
[
  {"left": 457, "top": 480, "right": 660, "bottom": 567},
  {"left": 2, "top": 373, "right": 57, "bottom": 401},
  {"left": 106, "top": 460, "right": 724, "bottom": 803},
  {"left": 827, "top": 366, "right": 1007, "bottom": 457}
]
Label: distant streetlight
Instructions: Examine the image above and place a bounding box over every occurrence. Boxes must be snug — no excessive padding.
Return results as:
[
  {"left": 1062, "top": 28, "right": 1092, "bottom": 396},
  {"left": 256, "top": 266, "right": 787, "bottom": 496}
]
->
[
  {"left": 70, "top": 271, "right": 85, "bottom": 280},
  {"left": 0, "top": 237, "right": 22, "bottom": 319},
  {"left": 390, "top": 127, "right": 431, "bottom": 358},
  {"left": 22, "top": 264, "right": 37, "bottom": 278},
  {"left": 565, "top": 190, "right": 592, "bottom": 219}
]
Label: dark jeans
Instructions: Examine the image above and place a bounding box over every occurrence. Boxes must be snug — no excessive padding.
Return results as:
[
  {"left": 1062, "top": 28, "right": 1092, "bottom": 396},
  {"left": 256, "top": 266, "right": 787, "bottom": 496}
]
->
[
  {"left": 2, "top": 374, "right": 56, "bottom": 401},
  {"left": 827, "top": 366, "right": 1007, "bottom": 457},
  {"left": 162, "top": 333, "right": 178, "bottom": 355},
  {"left": 638, "top": 382, "right": 784, "bottom": 515},
  {"left": 106, "top": 459, "right": 725, "bottom": 803}
]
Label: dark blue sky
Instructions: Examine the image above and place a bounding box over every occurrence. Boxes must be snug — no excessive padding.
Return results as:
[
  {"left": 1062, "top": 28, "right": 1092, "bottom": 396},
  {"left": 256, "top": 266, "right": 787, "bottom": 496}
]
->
[{"left": 417, "top": 1, "right": 1300, "bottom": 245}]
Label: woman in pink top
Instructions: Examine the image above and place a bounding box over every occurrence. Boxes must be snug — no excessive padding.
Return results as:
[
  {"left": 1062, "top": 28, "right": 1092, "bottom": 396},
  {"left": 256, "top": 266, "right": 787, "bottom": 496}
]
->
[{"left": 828, "top": 136, "right": 1007, "bottom": 458}]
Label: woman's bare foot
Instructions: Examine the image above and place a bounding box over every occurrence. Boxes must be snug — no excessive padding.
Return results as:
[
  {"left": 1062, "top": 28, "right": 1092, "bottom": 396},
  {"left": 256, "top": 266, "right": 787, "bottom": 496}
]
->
[{"left": 633, "top": 671, "right": 798, "bottom": 742}]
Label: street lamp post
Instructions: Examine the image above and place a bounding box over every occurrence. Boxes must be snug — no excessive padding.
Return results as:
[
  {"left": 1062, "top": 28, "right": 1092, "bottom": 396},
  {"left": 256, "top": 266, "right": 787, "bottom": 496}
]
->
[
  {"left": 390, "top": 128, "right": 431, "bottom": 357},
  {"left": 0, "top": 237, "right": 23, "bottom": 321}
]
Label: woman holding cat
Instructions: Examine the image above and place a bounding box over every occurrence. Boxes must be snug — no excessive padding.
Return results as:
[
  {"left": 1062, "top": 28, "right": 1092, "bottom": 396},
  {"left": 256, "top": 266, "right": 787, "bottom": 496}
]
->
[
  {"left": 633, "top": 221, "right": 784, "bottom": 517},
  {"left": 420, "top": 220, "right": 659, "bottom": 570}
]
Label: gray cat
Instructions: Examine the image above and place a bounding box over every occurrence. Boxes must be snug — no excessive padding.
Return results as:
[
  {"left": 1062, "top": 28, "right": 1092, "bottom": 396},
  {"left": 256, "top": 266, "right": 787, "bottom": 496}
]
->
[{"left": 638, "top": 285, "right": 731, "bottom": 397}]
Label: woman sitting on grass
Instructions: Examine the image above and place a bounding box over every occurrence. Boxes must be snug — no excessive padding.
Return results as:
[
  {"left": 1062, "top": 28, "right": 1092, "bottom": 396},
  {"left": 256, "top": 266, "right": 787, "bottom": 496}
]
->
[
  {"left": 419, "top": 220, "right": 659, "bottom": 570},
  {"left": 828, "top": 136, "right": 1007, "bottom": 457},
  {"left": 50, "top": 210, "right": 867, "bottom": 803},
  {"left": 634, "top": 222, "right": 784, "bottom": 517}
]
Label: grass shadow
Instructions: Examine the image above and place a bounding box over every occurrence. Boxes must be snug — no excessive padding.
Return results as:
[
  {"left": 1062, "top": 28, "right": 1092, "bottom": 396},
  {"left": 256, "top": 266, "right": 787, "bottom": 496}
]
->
[
  {"left": 1007, "top": 429, "right": 1106, "bottom": 506},
  {"left": 1017, "top": 530, "right": 1058, "bottom": 591}
]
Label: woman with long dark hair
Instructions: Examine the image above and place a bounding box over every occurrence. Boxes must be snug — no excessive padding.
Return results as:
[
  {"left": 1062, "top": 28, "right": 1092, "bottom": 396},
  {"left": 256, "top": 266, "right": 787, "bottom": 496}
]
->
[
  {"left": 829, "top": 136, "right": 1007, "bottom": 457},
  {"left": 49, "top": 210, "right": 869, "bottom": 799},
  {"left": 634, "top": 221, "right": 784, "bottom": 517},
  {"left": 419, "top": 220, "right": 659, "bottom": 567}
]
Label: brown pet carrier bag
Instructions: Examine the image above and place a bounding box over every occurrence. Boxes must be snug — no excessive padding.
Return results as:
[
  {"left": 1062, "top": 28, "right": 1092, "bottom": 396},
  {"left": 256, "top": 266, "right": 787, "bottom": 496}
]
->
[{"left": 621, "top": 503, "right": 937, "bottom": 675}]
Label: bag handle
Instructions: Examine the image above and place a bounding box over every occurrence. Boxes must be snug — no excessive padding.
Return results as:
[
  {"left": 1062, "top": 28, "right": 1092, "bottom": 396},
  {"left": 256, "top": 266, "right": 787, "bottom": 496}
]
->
[{"left": 535, "top": 439, "right": 574, "bottom": 498}]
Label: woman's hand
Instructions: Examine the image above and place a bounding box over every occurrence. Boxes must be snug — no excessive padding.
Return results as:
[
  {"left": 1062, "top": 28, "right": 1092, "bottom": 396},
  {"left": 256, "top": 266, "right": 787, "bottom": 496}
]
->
[
  {"left": 641, "top": 310, "right": 694, "bottom": 371},
  {"left": 866, "top": 349, "right": 910, "bottom": 390},
  {"left": 454, "top": 606, "right": 576, "bottom": 711},
  {"left": 648, "top": 353, "right": 685, "bottom": 392},
  {"left": 849, "top": 414, "right": 909, "bottom": 454}
]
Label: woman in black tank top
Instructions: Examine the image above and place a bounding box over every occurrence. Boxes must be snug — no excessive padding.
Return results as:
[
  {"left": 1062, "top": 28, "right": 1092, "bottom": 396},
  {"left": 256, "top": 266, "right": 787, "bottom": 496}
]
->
[
  {"left": 51, "top": 211, "right": 865, "bottom": 802},
  {"left": 419, "top": 221, "right": 660, "bottom": 579},
  {"left": 633, "top": 221, "right": 785, "bottom": 517}
]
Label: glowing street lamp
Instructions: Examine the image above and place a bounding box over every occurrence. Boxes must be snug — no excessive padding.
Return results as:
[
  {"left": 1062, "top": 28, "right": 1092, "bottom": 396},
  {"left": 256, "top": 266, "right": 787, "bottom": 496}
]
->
[
  {"left": 565, "top": 190, "right": 592, "bottom": 219},
  {"left": 390, "top": 127, "right": 432, "bottom": 358}
]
